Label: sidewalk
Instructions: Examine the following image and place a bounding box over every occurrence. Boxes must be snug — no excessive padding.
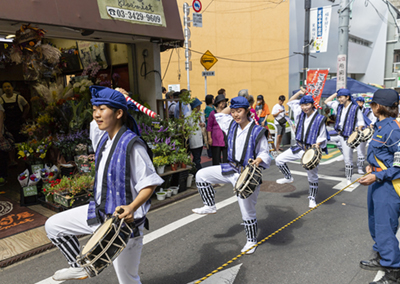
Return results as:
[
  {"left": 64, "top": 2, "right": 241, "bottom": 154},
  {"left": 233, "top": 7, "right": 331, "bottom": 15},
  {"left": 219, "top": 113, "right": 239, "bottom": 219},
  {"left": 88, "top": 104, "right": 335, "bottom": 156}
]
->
[{"left": 0, "top": 149, "right": 213, "bottom": 268}]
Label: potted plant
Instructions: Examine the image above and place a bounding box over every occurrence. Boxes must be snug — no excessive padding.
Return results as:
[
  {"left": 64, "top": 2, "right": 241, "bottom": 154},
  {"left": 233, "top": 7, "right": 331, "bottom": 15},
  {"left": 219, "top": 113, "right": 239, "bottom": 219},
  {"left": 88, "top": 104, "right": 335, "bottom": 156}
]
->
[
  {"left": 153, "top": 156, "right": 169, "bottom": 174},
  {"left": 169, "top": 154, "right": 179, "bottom": 171}
]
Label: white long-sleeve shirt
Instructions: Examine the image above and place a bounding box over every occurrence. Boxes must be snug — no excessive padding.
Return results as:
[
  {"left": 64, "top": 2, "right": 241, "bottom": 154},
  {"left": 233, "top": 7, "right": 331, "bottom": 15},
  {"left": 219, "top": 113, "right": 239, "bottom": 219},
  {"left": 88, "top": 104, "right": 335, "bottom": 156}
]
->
[
  {"left": 214, "top": 113, "right": 271, "bottom": 169},
  {"left": 288, "top": 100, "right": 327, "bottom": 148}
]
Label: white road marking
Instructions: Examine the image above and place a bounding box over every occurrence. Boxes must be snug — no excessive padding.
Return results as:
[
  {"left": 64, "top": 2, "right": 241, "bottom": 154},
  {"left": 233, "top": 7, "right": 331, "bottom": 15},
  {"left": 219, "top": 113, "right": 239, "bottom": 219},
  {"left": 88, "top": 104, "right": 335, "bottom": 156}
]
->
[
  {"left": 35, "top": 196, "right": 239, "bottom": 284},
  {"left": 289, "top": 170, "right": 344, "bottom": 182},
  {"left": 144, "top": 196, "right": 237, "bottom": 244},
  {"left": 187, "top": 264, "right": 242, "bottom": 284}
]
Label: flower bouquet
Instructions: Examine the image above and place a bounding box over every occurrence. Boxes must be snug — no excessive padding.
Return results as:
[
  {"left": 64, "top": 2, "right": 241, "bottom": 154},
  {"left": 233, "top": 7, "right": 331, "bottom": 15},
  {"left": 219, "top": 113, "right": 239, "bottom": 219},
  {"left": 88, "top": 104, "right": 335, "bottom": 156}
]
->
[
  {"left": 18, "top": 169, "right": 29, "bottom": 187},
  {"left": 28, "top": 171, "right": 41, "bottom": 186}
]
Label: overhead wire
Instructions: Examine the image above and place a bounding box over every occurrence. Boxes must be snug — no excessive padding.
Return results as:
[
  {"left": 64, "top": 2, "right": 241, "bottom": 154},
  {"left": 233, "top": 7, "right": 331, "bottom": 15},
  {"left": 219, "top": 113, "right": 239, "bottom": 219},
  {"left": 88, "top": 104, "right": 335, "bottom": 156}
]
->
[
  {"left": 203, "top": 0, "right": 285, "bottom": 14},
  {"left": 185, "top": 47, "right": 297, "bottom": 63},
  {"left": 162, "top": 48, "right": 174, "bottom": 81}
]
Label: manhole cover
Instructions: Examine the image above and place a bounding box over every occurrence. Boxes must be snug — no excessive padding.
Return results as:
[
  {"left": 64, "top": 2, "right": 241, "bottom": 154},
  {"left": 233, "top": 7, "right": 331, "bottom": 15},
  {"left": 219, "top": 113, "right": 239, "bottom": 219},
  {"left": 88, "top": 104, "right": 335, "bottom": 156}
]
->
[{"left": 260, "top": 180, "right": 296, "bottom": 193}]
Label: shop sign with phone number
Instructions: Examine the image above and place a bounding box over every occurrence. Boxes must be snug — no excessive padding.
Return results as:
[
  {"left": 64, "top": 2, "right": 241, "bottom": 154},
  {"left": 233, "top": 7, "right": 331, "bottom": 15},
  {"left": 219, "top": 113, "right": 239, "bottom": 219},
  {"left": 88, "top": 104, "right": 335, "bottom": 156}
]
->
[{"left": 107, "top": 6, "right": 162, "bottom": 25}]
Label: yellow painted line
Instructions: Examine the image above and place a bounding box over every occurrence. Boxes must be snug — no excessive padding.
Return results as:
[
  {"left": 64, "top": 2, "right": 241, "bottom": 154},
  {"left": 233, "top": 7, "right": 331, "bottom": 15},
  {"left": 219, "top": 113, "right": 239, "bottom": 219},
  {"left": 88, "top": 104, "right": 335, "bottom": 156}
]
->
[{"left": 321, "top": 149, "right": 340, "bottom": 160}]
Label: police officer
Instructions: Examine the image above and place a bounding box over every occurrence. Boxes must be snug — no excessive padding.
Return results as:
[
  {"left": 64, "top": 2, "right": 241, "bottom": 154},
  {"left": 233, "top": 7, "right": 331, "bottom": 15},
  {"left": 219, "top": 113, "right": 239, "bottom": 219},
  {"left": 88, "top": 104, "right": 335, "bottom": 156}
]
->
[{"left": 359, "top": 89, "right": 400, "bottom": 284}]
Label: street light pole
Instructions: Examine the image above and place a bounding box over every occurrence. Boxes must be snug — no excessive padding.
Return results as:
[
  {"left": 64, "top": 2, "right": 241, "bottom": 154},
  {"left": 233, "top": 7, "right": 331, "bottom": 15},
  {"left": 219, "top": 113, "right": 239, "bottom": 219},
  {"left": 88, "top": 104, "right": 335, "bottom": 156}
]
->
[{"left": 337, "top": 0, "right": 350, "bottom": 88}]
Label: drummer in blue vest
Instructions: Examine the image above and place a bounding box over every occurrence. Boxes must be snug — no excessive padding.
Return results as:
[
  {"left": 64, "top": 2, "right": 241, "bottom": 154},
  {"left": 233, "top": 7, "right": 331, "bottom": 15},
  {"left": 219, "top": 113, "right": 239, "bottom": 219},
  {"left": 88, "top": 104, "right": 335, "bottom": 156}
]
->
[
  {"left": 325, "top": 89, "right": 365, "bottom": 186},
  {"left": 358, "top": 89, "right": 400, "bottom": 284},
  {"left": 45, "top": 86, "right": 164, "bottom": 283},
  {"left": 192, "top": 96, "right": 271, "bottom": 254},
  {"left": 275, "top": 89, "right": 328, "bottom": 208},
  {"left": 355, "top": 96, "right": 377, "bottom": 174}
]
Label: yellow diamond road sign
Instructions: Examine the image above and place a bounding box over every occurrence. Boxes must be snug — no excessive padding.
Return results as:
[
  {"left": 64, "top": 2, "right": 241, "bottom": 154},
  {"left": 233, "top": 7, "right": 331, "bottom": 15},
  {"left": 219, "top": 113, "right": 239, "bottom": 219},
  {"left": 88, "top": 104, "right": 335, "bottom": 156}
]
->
[{"left": 200, "top": 50, "right": 218, "bottom": 71}]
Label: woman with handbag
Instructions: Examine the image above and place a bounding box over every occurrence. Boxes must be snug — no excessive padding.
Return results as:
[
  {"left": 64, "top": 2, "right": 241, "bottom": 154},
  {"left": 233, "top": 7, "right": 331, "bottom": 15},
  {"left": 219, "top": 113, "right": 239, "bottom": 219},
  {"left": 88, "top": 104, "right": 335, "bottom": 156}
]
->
[{"left": 272, "top": 95, "right": 287, "bottom": 151}]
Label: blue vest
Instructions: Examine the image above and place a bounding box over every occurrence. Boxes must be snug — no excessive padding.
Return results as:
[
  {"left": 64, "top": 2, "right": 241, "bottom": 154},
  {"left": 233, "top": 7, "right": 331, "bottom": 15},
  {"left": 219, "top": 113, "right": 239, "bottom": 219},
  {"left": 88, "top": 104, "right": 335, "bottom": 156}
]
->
[
  {"left": 334, "top": 102, "right": 359, "bottom": 138},
  {"left": 363, "top": 107, "right": 371, "bottom": 117},
  {"left": 87, "top": 126, "right": 148, "bottom": 227},
  {"left": 220, "top": 120, "right": 267, "bottom": 175},
  {"left": 291, "top": 111, "right": 328, "bottom": 154}
]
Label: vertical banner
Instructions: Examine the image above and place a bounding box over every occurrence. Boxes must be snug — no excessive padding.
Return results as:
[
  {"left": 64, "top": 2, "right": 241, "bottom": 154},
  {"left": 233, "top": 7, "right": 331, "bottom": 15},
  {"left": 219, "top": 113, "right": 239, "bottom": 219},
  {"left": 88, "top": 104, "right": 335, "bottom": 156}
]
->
[
  {"left": 310, "top": 6, "right": 332, "bottom": 53},
  {"left": 306, "top": 69, "right": 330, "bottom": 108}
]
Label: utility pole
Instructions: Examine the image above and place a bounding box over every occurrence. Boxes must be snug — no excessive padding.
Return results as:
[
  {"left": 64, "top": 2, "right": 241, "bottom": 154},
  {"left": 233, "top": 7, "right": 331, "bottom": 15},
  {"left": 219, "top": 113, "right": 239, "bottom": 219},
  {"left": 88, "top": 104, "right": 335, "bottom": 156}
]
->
[
  {"left": 183, "top": 3, "right": 192, "bottom": 90},
  {"left": 303, "top": 0, "right": 311, "bottom": 86},
  {"left": 337, "top": 0, "right": 350, "bottom": 89}
]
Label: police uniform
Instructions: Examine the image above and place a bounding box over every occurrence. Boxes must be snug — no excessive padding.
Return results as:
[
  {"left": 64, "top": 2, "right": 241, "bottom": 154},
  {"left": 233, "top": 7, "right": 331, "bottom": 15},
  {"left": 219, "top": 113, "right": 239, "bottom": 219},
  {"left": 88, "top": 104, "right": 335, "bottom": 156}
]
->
[
  {"left": 326, "top": 89, "right": 365, "bottom": 184},
  {"left": 45, "top": 87, "right": 164, "bottom": 283},
  {"left": 359, "top": 89, "right": 400, "bottom": 284},
  {"left": 275, "top": 95, "right": 328, "bottom": 208},
  {"left": 192, "top": 96, "right": 271, "bottom": 255}
]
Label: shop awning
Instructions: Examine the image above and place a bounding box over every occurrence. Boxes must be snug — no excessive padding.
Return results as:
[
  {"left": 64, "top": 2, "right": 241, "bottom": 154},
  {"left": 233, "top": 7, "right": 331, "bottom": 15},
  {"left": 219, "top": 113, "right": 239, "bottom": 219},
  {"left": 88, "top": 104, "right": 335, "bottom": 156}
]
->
[{"left": 0, "top": 0, "right": 183, "bottom": 46}]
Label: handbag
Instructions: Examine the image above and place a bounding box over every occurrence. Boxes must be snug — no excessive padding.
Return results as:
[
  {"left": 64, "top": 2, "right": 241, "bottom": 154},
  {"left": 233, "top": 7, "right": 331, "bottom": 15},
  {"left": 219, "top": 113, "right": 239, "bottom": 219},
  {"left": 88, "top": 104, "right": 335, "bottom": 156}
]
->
[{"left": 277, "top": 116, "right": 287, "bottom": 126}]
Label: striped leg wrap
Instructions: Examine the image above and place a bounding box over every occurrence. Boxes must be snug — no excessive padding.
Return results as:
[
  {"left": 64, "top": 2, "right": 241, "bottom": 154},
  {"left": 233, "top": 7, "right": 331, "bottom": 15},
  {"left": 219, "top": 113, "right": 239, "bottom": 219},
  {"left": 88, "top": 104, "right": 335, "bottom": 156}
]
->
[
  {"left": 357, "top": 157, "right": 365, "bottom": 168},
  {"left": 50, "top": 236, "right": 81, "bottom": 268},
  {"left": 196, "top": 182, "right": 215, "bottom": 206},
  {"left": 308, "top": 182, "right": 318, "bottom": 199},
  {"left": 277, "top": 163, "right": 292, "bottom": 180},
  {"left": 345, "top": 164, "right": 353, "bottom": 180},
  {"left": 243, "top": 219, "right": 258, "bottom": 243}
]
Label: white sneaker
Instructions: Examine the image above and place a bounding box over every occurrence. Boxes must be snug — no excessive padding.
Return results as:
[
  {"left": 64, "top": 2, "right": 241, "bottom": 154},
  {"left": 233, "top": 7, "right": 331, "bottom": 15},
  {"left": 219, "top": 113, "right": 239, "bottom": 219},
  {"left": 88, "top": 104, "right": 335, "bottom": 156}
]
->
[
  {"left": 358, "top": 168, "right": 365, "bottom": 175},
  {"left": 346, "top": 180, "right": 355, "bottom": 188},
  {"left": 241, "top": 241, "right": 257, "bottom": 255},
  {"left": 276, "top": 177, "right": 294, "bottom": 184},
  {"left": 52, "top": 267, "right": 88, "bottom": 281},
  {"left": 192, "top": 205, "right": 217, "bottom": 215},
  {"left": 337, "top": 155, "right": 344, "bottom": 161},
  {"left": 309, "top": 199, "right": 317, "bottom": 208}
]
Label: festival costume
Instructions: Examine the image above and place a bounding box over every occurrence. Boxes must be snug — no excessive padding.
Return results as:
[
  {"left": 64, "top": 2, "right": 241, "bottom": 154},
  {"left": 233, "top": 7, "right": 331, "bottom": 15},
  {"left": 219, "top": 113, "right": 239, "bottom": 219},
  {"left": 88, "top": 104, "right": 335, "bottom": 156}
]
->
[
  {"left": 326, "top": 94, "right": 364, "bottom": 182},
  {"left": 45, "top": 87, "right": 163, "bottom": 284},
  {"left": 275, "top": 97, "right": 327, "bottom": 207},
  {"left": 192, "top": 97, "right": 271, "bottom": 254}
]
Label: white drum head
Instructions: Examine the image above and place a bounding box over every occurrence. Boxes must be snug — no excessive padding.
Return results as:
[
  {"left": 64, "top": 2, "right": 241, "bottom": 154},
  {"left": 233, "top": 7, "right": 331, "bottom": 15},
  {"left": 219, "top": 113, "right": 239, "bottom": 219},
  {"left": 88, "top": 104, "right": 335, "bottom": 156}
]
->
[
  {"left": 302, "top": 149, "right": 315, "bottom": 163},
  {"left": 82, "top": 218, "right": 113, "bottom": 255},
  {"left": 236, "top": 167, "right": 250, "bottom": 188},
  {"left": 362, "top": 128, "right": 370, "bottom": 136},
  {"left": 348, "top": 131, "right": 358, "bottom": 143}
]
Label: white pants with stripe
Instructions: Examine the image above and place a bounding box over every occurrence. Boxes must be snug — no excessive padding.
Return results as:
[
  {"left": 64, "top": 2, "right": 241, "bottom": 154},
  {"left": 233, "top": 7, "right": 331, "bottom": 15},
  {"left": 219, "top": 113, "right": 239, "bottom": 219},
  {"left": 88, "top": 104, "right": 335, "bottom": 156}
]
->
[
  {"left": 195, "top": 165, "right": 260, "bottom": 221},
  {"left": 275, "top": 148, "right": 319, "bottom": 183},
  {"left": 45, "top": 204, "right": 143, "bottom": 284},
  {"left": 330, "top": 135, "right": 354, "bottom": 165}
]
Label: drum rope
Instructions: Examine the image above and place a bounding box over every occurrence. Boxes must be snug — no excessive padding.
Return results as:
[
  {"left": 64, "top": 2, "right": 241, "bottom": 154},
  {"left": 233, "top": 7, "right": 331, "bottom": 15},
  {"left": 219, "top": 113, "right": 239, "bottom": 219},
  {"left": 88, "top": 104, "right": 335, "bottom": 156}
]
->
[{"left": 193, "top": 173, "right": 369, "bottom": 284}]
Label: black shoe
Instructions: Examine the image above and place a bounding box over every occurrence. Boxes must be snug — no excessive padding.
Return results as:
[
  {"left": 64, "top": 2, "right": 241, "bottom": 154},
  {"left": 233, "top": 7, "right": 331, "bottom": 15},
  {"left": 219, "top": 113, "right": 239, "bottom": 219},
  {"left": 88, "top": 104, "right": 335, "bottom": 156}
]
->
[
  {"left": 369, "top": 269, "right": 400, "bottom": 284},
  {"left": 360, "top": 253, "right": 384, "bottom": 271}
]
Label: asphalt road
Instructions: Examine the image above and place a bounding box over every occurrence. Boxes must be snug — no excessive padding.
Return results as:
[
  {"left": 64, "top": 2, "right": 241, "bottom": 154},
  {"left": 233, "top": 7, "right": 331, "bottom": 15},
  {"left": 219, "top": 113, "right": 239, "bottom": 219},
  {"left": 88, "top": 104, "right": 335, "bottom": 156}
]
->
[{"left": 0, "top": 156, "right": 384, "bottom": 284}]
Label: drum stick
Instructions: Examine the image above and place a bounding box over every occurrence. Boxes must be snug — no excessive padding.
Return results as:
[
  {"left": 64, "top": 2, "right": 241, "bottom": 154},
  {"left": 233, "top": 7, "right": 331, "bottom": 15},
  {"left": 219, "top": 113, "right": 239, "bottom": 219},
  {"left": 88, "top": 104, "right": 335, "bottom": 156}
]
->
[{"left": 115, "top": 206, "right": 124, "bottom": 214}]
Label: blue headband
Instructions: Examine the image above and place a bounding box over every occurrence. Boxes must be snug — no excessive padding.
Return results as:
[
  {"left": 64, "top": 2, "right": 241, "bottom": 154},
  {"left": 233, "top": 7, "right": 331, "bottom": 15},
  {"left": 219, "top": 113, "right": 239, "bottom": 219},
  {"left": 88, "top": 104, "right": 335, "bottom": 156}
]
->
[
  {"left": 230, "top": 96, "right": 249, "bottom": 109},
  {"left": 90, "top": 86, "right": 136, "bottom": 111},
  {"left": 337, "top": 88, "right": 351, "bottom": 97},
  {"left": 299, "top": 95, "right": 314, "bottom": 105},
  {"left": 355, "top": 97, "right": 365, "bottom": 102}
]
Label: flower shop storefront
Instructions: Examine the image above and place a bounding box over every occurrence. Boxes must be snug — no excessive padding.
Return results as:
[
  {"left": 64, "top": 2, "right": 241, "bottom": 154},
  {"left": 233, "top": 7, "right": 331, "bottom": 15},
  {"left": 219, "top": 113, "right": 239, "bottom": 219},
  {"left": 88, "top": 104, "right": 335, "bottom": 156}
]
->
[{"left": 0, "top": 0, "right": 186, "bottom": 210}]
